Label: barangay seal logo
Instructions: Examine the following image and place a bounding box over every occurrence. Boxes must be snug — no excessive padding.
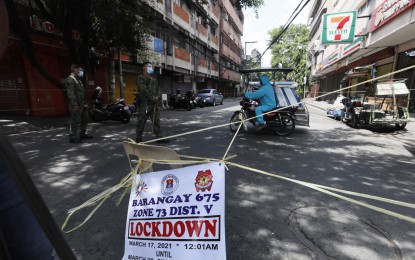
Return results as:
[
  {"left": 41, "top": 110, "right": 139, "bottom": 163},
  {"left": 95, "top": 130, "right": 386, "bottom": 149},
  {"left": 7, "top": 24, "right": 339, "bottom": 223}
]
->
[
  {"left": 135, "top": 179, "right": 148, "bottom": 197},
  {"left": 161, "top": 174, "right": 179, "bottom": 195},
  {"left": 194, "top": 170, "right": 213, "bottom": 192}
]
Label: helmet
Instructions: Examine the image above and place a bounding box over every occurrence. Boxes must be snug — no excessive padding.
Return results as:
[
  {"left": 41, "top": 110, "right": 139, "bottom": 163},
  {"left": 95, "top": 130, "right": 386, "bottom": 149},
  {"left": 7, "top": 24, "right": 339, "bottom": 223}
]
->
[{"left": 94, "top": 86, "right": 102, "bottom": 97}]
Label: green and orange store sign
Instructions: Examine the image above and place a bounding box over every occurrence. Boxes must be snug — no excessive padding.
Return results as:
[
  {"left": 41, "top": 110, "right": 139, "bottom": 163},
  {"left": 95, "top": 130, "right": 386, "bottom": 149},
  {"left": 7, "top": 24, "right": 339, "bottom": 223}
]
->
[{"left": 322, "top": 11, "right": 357, "bottom": 44}]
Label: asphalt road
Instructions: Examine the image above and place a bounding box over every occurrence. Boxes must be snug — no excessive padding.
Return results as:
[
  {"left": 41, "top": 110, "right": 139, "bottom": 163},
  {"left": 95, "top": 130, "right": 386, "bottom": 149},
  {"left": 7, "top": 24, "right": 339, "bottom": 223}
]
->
[{"left": 5, "top": 100, "right": 415, "bottom": 259}]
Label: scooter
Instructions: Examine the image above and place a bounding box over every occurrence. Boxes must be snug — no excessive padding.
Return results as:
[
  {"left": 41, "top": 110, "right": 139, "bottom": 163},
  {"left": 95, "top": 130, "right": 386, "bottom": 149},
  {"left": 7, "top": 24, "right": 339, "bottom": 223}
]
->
[
  {"left": 193, "top": 95, "right": 206, "bottom": 108},
  {"left": 169, "top": 90, "right": 193, "bottom": 111},
  {"left": 90, "top": 97, "right": 131, "bottom": 123},
  {"left": 229, "top": 96, "right": 295, "bottom": 136}
]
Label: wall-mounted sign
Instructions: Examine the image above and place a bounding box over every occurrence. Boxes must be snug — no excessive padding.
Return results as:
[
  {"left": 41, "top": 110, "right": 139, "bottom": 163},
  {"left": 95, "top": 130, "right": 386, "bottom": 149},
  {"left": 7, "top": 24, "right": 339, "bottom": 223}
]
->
[
  {"left": 322, "top": 11, "right": 357, "bottom": 44},
  {"left": 370, "top": 0, "right": 415, "bottom": 32},
  {"left": 30, "top": 15, "right": 80, "bottom": 40},
  {"left": 154, "top": 37, "right": 164, "bottom": 53},
  {"left": 194, "top": 77, "right": 205, "bottom": 82}
]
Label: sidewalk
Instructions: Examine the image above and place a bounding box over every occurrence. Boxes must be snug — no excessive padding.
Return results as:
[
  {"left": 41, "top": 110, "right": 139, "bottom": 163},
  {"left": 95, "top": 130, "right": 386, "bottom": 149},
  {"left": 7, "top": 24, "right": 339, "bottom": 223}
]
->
[{"left": 0, "top": 115, "right": 69, "bottom": 135}]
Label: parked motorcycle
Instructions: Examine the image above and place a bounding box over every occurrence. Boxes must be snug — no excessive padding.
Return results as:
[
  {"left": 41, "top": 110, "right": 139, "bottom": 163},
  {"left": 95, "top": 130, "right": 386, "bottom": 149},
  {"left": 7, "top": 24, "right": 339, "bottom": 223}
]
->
[
  {"left": 169, "top": 90, "right": 193, "bottom": 111},
  {"left": 340, "top": 96, "right": 362, "bottom": 127},
  {"left": 340, "top": 80, "right": 410, "bottom": 130},
  {"left": 90, "top": 87, "right": 131, "bottom": 123},
  {"left": 194, "top": 95, "right": 206, "bottom": 108},
  {"left": 229, "top": 96, "right": 295, "bottom": 136}
]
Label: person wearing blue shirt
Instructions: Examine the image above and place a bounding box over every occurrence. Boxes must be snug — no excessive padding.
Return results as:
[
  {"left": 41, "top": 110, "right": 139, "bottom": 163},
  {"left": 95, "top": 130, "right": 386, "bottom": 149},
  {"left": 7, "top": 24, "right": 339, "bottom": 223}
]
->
[{"left": 245, "top": 74, "right": 277, "bottom": 130}]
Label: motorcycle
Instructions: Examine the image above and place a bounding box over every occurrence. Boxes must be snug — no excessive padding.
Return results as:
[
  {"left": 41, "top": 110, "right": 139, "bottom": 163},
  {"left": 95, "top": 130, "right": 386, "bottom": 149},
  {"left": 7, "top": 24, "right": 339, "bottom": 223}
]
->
[
  {"left": 340, "top": 96, "right": 362, "bottom": 127},
  {"left": 169, "top": 90, "right": 194, "bottom": 111},
  {"left": 229, "top": 96, "right": 295, "bottom": 136},
  {"left": 193, "top": 95, "right": 206, "bottom": 108},
  {"left": 90, "top": 97, "right": 132, "bottom": 123}
]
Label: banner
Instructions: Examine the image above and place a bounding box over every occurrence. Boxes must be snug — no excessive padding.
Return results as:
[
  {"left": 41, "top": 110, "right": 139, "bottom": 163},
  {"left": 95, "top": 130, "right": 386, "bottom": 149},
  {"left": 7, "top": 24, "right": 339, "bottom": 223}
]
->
[
  {"left": 123, "top": 162, "right": 226, "bottom": 260},
  {"left": 370, "top": 0, "right": 415, "bottom": 32},
  {"left": 322, "top": 11, "right": 357, "bottom": 44}
]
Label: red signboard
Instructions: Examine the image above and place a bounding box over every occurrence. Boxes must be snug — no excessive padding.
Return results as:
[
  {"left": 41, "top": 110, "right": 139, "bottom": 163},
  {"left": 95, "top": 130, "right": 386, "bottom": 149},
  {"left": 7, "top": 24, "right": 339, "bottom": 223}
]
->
[{"left": 370, "top": 0, "right": 415, "bottom": 32}]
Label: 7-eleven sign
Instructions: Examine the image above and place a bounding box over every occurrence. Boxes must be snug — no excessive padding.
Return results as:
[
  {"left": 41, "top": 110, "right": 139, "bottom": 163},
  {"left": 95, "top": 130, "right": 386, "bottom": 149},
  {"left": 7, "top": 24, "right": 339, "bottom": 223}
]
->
[{"left": 322, "top": 11, "right": 357, "bottom": 44}]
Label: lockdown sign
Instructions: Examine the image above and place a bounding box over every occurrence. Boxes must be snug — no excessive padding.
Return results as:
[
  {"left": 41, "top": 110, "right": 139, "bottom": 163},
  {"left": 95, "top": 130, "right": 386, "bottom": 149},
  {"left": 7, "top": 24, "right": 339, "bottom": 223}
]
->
[{"left": 123, "top": 162, "right": 226, "bottom": 260}]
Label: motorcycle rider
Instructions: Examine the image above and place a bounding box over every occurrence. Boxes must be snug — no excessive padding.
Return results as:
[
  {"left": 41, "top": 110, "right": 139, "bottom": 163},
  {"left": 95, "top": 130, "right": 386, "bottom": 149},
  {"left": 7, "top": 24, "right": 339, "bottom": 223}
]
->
[{"left": 245, "top": 74, "right": 277, "bottom": 131}]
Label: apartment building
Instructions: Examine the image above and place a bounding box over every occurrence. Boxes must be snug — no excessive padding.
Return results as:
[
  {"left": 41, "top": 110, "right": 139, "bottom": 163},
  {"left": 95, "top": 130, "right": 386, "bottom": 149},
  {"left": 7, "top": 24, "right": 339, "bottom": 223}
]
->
[
  {"left": 114, "top": 0, "right": 244, "bottom": 103},
  {"left": 307, "top": 0, "right": 415, "bottom": 101},
  {"left": 0, "top": 0, "right": 244, "bottom": 116},
  {"left": 218, "top": 0, "right": 244, "bottom": 96}
]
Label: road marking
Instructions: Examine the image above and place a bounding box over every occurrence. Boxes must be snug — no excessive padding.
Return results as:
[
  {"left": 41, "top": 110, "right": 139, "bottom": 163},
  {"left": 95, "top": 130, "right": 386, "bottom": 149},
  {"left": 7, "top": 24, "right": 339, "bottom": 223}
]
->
[{"left": 216, "top": 105, "right": 240, "bottom": 112}]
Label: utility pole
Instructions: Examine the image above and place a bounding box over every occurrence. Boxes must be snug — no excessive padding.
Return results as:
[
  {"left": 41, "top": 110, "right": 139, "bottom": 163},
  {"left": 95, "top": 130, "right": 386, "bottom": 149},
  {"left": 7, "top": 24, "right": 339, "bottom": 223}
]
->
[
  {"left": 242, "top": 41, "right": 257, "bottom": 93},
  {"left": 118, "top": 49, "right": 124, "bottom": 99}
]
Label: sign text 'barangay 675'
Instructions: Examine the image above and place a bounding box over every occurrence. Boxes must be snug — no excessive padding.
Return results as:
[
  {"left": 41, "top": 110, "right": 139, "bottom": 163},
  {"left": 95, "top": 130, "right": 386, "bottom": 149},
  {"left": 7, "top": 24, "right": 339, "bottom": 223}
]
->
[{"left": 123, "top": 162, "right": 226, "bottom": 260}]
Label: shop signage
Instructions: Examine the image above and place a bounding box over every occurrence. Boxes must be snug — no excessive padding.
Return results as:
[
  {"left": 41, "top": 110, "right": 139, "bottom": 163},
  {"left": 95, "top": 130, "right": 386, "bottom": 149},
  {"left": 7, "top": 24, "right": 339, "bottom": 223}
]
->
[
  {"left": 123, "top": 162, "right": 226, "bottom": 260},
  {"left": 327, "top": 49, "right": 340, "bottom": 66},
  {"left": 154, "top": 37, "right": 164, "bottom": 53},
  {"left": 341, "top": 34, "right": 363, "bottom": 56},
  {"left": 370, "top": 0, "right": 415, "bottom": 32},
  {"left": 194, "top": 77, "right": 205, "bottom": 82},
  {"left": 30, "top": 15, "right": 80, "bottom": 40},
  {"left": 184, "top": 75, "right": 192, "bottom": 83},
  {"left": 322, "top": 11, "right": 357, "bottom": 44}
]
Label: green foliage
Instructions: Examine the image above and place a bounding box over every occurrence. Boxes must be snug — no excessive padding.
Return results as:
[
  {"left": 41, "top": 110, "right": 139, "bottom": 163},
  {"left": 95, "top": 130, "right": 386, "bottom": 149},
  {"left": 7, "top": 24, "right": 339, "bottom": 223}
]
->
[
  {"left": 234, "top": 0, "right": 264, "bottom": 9},
  {"left": 233, "top": 0, "right": 264, "bottom": 15},
  {"left": 269, "top": 24, "right": 309, "bottom": 94},
  {"left": 32, "top": 0, "right": 151, "bottom": 69}
]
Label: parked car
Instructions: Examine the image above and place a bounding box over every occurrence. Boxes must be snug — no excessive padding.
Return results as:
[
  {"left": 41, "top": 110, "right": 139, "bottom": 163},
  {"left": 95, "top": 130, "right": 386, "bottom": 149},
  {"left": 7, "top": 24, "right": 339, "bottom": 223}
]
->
[
  {"left": 196, "top": 89, "right": 224, "bottom": 106},
  {"left": 326, "top": 95, "right": 346, "bottom": 120}
]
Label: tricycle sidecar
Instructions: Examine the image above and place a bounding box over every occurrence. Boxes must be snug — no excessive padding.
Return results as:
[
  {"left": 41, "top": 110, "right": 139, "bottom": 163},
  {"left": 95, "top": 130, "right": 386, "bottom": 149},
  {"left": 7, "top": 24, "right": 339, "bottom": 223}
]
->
[{"left": 344, "top": 80, "right": 410, "bottom": 130}]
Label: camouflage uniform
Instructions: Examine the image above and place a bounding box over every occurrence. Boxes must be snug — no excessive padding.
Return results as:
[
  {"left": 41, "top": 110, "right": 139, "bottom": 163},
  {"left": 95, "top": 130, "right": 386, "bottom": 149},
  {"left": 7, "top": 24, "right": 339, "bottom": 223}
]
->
[
  {"left": 135, "top": 74, "right": 162, "bottom": 140},
  {"left": 65, "top": 74, "right": 89, "bottom": 141}
]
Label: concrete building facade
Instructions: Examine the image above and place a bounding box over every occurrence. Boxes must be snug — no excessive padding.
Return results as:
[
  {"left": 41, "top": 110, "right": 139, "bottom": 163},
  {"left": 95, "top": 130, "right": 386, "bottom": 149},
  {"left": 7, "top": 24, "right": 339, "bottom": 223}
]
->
[
  {"left": 307, "top": 0, "right": 415, "bottom": 101},
  {"left": 0, "top": 0, "right": 244, "bottom": 116}
]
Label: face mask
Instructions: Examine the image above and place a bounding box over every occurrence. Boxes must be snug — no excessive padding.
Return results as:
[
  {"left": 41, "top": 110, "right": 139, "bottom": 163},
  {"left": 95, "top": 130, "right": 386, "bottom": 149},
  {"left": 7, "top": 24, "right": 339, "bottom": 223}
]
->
[
  {"left": 78, "top": 70, "right": 84, "bottom": 78},
  {"left": 146, "top": 66, "right": 154, "bottom": 75}
]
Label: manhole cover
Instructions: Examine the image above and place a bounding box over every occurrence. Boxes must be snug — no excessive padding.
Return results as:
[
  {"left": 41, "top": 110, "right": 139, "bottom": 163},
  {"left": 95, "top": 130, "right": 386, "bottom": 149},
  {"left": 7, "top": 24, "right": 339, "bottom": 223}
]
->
[{"left": 289, "top": 206, "right": 402, "bottom": 260}]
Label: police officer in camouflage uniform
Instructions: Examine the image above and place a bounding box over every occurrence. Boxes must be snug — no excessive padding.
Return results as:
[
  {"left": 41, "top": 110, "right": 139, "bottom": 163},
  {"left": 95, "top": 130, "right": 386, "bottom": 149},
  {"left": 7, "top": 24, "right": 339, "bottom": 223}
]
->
[
  {"left": 135, "top": 61, "right": 169, "bottom": 143},
  {"left": 66, "top": 64, "right": 93, "bottom": 143}
]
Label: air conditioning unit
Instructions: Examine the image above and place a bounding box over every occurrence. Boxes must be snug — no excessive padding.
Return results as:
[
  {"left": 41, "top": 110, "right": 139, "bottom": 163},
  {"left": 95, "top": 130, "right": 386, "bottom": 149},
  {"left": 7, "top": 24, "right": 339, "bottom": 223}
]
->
[{"left": 224, "top": 13, "right": 228, "bottom": 21}]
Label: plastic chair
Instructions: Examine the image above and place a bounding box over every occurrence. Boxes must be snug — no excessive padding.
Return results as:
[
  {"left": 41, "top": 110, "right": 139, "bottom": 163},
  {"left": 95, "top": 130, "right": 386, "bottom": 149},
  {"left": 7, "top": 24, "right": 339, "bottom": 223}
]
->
[
  {"left": 123, "top": 141, "right": 181, "bottom": 173},
  {"left": 161, "top": 93, "right": 169, "bottom": 110}
]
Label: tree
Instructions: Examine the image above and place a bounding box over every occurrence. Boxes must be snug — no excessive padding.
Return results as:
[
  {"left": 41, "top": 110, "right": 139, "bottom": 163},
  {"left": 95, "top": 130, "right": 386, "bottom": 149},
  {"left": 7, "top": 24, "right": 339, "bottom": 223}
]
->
[
  {"left": 233, "top": 0, "right": 264, "bottom": 11},
  {"left": 269, "top": 24, "right": 309, "bottom": 96},
  {"left": 6, "top": 0, "right": 151, "bottom": 89}
]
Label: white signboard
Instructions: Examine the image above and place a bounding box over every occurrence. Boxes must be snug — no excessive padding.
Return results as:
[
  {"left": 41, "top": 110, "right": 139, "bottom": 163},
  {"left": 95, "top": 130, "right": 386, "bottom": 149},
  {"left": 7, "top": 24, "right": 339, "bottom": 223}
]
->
[
  {"left": 376, "top": 82, "right": 409, "bottom": 95},
  {"left": 123, "top": 162, "right": 226, "bottom": 260}
]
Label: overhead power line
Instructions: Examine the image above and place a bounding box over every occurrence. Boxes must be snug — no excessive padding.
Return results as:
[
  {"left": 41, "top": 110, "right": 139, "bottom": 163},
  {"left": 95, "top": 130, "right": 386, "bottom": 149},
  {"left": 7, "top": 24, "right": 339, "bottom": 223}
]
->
[{"left": 255, "top": 0, "right": 311, "bottom": 65}]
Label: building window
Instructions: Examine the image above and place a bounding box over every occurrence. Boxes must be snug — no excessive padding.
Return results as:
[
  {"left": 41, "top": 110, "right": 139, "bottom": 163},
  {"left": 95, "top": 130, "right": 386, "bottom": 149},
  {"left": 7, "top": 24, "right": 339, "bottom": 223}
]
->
[
  {"left": 210, "top": 25, "right": 216, "bottom": 35},
  {"left": 165, "top": 0, "right": 172, "bottom": 12},
  {"left": 174, "top": 0, "right": 182, "bottom": 7},
  {"left": 166, "top": 32, "right": 173, "bottom": 56},
  {"left": 358, "top": 0, "right": 372, "bottom": 15}
]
